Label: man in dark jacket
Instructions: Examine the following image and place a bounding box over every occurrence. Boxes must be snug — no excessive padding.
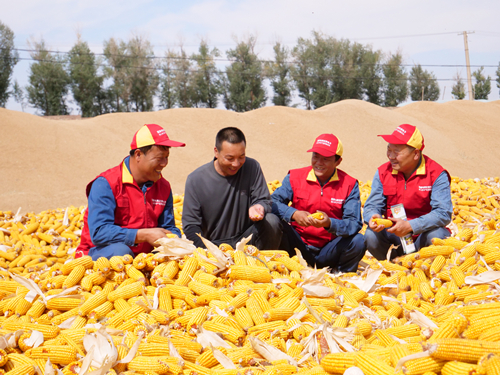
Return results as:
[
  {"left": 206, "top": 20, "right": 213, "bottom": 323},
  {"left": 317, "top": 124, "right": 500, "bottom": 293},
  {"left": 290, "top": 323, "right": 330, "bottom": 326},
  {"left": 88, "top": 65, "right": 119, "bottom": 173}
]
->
[{"left": 182, "top": 127, "right": 281, "bottom": 250}]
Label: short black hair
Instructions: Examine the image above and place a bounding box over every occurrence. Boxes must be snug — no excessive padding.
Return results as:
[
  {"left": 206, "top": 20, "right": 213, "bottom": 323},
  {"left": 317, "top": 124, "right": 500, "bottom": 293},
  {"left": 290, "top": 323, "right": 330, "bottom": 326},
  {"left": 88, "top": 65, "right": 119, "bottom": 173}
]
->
[
  {"left": 215, "top": 127, "right": 246, "bottom": 151},
  {"left": 334, "top": 155, "right": 341, "bottom": 161},
  {"left": 129, "top": 144, "right": 170, "bottom": 157}
]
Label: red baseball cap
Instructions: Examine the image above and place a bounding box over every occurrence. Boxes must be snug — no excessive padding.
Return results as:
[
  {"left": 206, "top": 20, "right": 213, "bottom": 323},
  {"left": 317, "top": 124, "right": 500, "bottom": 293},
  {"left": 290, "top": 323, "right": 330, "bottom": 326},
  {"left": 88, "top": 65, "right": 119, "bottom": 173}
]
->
[
  {"left": 130, "top": 124, "right": 185, "bottom": 150},
  {"left": 378, "top": 124, "right": 425, "bottom": 151},
  {"left": 307, "top": 134, "right": 343, "bottom": 157}
]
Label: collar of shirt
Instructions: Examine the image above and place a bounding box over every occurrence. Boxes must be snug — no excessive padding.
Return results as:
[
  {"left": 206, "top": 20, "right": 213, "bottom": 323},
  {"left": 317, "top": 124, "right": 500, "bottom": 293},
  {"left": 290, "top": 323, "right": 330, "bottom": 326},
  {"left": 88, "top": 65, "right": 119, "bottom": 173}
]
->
[{"left": 124, "top": 156, "right": 154, "bottom": 193}]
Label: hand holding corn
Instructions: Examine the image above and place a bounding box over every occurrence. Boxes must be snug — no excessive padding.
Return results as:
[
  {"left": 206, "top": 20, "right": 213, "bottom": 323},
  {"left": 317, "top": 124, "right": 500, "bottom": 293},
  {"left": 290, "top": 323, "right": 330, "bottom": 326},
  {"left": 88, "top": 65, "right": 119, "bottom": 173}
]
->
[
  {"left": 371, "top": 217, "right": 393, "bottom": 228},
  {"left": 249, "top": 204, "right": 265, "bottom": 221},
  {"left": 308, "top": 211, "right": 330, "bottom": 229}
]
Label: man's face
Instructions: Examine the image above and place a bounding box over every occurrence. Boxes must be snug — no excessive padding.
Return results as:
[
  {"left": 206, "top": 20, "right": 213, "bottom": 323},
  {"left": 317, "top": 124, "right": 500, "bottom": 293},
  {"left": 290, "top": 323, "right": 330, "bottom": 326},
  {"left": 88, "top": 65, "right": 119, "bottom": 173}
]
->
[
  {"left": 387, "top": 143, "right": 420, "bottom": 176},
  {"left": 311, "top": 152, "right": 341, "bottom": 183},
  {"left": 214, "top": 141, "right": 246, "bottom": 177},
  {"left": 136, "top": 145, "right": 170, "bottom": 182}
]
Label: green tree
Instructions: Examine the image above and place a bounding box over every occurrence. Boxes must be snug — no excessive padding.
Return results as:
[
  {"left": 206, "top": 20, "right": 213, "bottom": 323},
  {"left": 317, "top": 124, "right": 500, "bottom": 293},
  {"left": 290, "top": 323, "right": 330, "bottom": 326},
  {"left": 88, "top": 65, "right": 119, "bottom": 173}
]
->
[
  {"left": 11, "top": 80, "right": 25, "bottom": 112},
  {"left": 172, "top": 47, "right": 196, "bottom": 108},
  {"left": 26, "top": 39, "right": 70, "bottom": 115},
  {"left": 68, "top": 35, "right": 106, "bottom": 117},
  {"left": 265, "top": 42, "right": 293, "bottom": 106},
  {"left": 409, "top": 65, "right": 439, "bottom": 101},
  {"left": 223, "top": 36, "right": 267, "bottom": 112},
  {"left": 291, "top": 32, "right": 384, "bottom": 109},
  {"left": 159, "top": 50, "right": 177, "bottom": 109},
  {"left": 126, "top": 35, "right": 159, "bottom": 111},
  {"left": 381, "top": 52, "right": 408, "bottom": 107},
  {"left": 290, "top": 37, "right": 315, "bottom": 109},
  {"left": 0, "top": 21, "right": 19, "bottom": 107},
  {"left": 191, "top": 40, "right": 221, "bottom": 108},
  {"left": 451, "top": 72, "right": 466, "bottom": 100},
  {"left": 103, "top": 38, "right": 130, "bottom": 112},
  {"left": 472, "top": 66, "right": 491, "bottom": 100},
  {"left": 496, "top": 62, "right": 500, "bottom": 95}
]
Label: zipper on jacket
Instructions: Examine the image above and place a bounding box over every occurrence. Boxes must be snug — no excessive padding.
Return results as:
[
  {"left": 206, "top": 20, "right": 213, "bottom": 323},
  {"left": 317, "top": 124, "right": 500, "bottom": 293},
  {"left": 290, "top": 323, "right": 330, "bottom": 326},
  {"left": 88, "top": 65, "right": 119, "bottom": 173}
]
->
[{"left": 321, "top": 186, "right": 323, "bottom": 196}]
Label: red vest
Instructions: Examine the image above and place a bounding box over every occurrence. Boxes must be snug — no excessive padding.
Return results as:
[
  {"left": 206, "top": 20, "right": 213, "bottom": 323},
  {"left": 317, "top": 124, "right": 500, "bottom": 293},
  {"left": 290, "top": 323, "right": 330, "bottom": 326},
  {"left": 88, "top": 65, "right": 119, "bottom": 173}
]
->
[
  {"left": 378, "top": 155, "right": 450, "bottom": 220},
  {"left": 289, "top": 167, "right": 358, "bottom": 248},
  {"left": 76, "top": 159, "right": 172, "bottom": 257}
]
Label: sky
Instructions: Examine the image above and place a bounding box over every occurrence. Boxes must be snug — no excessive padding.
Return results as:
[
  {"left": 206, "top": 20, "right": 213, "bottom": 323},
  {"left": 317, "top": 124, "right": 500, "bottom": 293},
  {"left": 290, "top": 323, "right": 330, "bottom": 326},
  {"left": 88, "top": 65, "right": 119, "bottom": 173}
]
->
[{"left": 2, "top": 0, "right": 500, "bottom": 114}]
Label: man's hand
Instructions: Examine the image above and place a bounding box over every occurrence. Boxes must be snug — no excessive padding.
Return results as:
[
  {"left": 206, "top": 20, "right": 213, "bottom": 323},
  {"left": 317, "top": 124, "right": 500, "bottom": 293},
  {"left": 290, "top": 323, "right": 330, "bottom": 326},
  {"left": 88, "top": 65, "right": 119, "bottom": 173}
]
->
[
  {"left": 136, "top": 228, "right": 172, "bottom": 246},
  {"left": 368, "top": 214, "right": 386, "bottom": 233},
  {"left": 309, "top": 211, "right": 330, "bottom": 229},
  {"left": 291, "top": 210, "right": 311, "bottom": 227},
  {"left": 387, "top": 217, "right": 413, "bottom": 237},
  {"left": 249, "top": 204, "right": 265, "bottom": 222}
]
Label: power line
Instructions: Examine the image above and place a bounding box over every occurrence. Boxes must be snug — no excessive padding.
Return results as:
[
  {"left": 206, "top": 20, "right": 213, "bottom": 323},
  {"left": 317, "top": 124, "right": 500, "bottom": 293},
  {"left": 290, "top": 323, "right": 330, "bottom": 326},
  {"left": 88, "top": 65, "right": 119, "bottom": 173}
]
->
[
  {"left": 4, "top": 56, "right": 464, "bottom": 82},
  {"left": 4, "top": 47, "right": 499, "bottom": 68}
]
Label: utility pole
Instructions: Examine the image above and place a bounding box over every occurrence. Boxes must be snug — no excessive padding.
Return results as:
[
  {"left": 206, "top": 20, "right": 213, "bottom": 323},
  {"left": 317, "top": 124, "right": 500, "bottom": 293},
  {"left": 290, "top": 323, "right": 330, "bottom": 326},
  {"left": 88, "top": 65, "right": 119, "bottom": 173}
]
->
[{"left": 460, "top": 31, "right": 475, "bottom": 100}]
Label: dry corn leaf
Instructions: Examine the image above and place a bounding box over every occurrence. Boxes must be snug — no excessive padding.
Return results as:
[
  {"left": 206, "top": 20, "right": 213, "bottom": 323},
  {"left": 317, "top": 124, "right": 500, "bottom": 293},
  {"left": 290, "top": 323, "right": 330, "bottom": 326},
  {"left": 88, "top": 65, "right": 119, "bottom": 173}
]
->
[
  {"left": 210, "top": 344, "right": 236, "bottom": 369},
  {"left": 465, "top": 270, "right": 500, "bottom": 285},
  {"left": 235, "top": 234, "right": 252, "bottom": 253},
  {"left": 24, "top": 330, "right": 44, "bottom": 348},
  {"left": 154, "top": 237, "right": 197, "bottom": 258},
  {"left": 198, "top": 234, "right": 232, "bottom": 269},
  {"left": 196, "top": 326, "right": 232, "bottom": 349},
  {"left": 82, "top": 326, "right": 118, "bottom": 369},
  {"left": 249, "top": 336, "right": 298, "bottom": 366},
  {"left": 409, "top": 310, "right": 438, "bottom": 329}
]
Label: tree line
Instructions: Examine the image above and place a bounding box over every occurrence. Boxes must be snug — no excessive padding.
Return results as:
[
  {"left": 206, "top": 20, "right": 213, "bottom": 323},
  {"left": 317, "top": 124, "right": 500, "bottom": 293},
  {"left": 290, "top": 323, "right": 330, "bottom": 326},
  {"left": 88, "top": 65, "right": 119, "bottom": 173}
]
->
[{"left": 1, "top": 21, "right": 499, "bottom": 116}]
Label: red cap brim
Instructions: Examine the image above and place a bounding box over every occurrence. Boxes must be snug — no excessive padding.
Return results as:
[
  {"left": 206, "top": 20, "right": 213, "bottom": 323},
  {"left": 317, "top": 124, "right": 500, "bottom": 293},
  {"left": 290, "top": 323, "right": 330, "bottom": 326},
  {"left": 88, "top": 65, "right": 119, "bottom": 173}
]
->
[
  {"left": 307, "top": 146, "right": 337, "bottom": 157},
  {"left": 378, "top": 134, "right": 407, "bottom": 145},
  {"left": 156, "top": 140, "right": 186, "bottom": 147}
]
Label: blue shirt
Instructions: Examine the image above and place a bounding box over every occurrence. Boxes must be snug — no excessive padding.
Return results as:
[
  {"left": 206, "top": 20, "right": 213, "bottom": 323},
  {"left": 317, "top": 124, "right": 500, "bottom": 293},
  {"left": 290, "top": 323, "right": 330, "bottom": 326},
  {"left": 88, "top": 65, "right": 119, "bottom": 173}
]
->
[
  {"left": 271, "top": 173, "right": 363, "bottom": 237},
  {"left": 87, "top": 156, "right": 181, "bottom": 248},
  {"left": 363, "top": 170, "right": 452, "bottom": 235}
]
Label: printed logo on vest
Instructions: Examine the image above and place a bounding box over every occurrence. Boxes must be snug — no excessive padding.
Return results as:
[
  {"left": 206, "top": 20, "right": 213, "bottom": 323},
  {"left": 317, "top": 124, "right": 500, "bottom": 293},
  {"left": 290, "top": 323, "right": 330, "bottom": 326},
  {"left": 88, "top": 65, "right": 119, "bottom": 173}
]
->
[
  {"left": 152, "top": 199, "right": 167, "bottom": 206},
  {"left": 331, "top": 198, "right": 344, "bottom": 205},
  {"left": 418, "top": 186, "right": 432, "bottom": 191}
]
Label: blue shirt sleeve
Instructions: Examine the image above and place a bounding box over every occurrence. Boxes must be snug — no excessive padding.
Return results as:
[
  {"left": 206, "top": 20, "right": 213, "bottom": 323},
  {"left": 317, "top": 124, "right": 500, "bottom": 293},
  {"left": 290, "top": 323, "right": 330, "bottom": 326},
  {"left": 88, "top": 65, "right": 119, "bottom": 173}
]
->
[
  {"left": 362, "top": 170, "right": 386, "bottom": 224},
  {"left": 327, "top": 182, "right": 363, "bottom": 237},
  {"left": 157, "top": 191, "right": 182, "bottom": 237},
  {"left": 271, "top": 174, "right": 298, "bottom": 222},
  {"left": 409, "top": 171, "right": 453, "bottom": 234},
  {"left": 87, "top": 177, "right": 137, "bottom": 247}
]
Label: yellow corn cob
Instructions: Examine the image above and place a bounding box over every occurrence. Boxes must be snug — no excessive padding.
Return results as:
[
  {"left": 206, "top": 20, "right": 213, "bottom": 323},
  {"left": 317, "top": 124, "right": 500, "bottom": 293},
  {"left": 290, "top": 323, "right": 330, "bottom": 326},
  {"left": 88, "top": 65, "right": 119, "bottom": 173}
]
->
[
  {"left": 372, "top": 218, "right": 393, "bottom": 228},
  {"left": 308, "top": 212, "right": 324, "bottom": 220},
  {"left": 426, "top": 338, "right": 500, "bottom": 363},
  {"left": 25, "top": 345, "right": 77, "bottom": 365},
  {"left": 228, "top": 265, "right": 272, "bottom": 283}
]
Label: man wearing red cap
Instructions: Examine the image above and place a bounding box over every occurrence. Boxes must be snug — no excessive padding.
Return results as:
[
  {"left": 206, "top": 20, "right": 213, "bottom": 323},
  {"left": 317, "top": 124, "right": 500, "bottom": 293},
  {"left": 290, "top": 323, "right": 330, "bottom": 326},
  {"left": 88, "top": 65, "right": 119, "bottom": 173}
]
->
[
  {"left": 76, "top": 124, "right": 185, "bottom": 260},
  {"left": 363, "top": 124, "right": 452, "bottom": 260},
  {"left": 271, "top": 134, "right": 365, "bottom": 272}
]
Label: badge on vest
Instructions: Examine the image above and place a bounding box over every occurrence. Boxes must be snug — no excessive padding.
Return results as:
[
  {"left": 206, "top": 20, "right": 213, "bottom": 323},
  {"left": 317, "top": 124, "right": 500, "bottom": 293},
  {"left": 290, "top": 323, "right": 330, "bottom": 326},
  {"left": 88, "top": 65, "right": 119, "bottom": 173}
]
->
[
  {"left": 330, "top": 198, "right": 344, "bottom": 205},
  {"left": 418, "top": 186, "right": 432, "bottom": 191},
  {"left": 152, "top": 199, "right": 167, "bottom": 206}
]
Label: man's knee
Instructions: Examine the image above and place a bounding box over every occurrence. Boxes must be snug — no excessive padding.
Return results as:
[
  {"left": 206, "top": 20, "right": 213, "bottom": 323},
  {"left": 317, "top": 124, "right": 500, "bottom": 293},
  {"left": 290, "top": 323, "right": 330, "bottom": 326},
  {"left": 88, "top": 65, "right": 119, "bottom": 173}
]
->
[
  {"left": 364, "top": 228, "right": 390, "bottom": 260},
  {"left": 418, "top": 227, "right": 450, "bottom": 248},
  {"left": 351, "top": 233, "right": 366, "bottom": 257},
  {"left": 254, "top": 213, "right": 282, "bottom": 249}
]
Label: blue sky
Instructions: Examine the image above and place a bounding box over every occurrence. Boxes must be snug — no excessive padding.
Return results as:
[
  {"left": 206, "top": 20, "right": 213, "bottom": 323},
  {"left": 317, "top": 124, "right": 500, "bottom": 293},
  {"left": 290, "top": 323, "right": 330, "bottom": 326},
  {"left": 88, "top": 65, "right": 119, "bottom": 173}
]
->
[{"left": 2, "top": 0, "right": 500, "bottom": 113}]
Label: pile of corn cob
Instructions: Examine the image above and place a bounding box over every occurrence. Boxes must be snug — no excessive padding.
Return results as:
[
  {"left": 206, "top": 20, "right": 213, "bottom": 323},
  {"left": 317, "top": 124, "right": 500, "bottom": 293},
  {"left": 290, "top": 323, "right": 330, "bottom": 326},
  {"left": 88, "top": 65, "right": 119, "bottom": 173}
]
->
[{"left": 0, "top": 176, "right": 497, "bottom": 375}]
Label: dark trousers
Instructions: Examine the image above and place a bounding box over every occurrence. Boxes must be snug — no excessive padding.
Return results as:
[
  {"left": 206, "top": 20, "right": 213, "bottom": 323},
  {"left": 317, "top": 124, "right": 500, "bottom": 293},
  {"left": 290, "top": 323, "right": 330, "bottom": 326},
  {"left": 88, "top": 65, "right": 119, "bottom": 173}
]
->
[
  {"left": 279, "top": 222, "right": 365, "bottom": 273},
  {"left": 364, "top": 226, "right": 450, "bottom": 260},
  {"left": 213, "top": 213, "right": 283, "bottom": 250}
]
